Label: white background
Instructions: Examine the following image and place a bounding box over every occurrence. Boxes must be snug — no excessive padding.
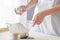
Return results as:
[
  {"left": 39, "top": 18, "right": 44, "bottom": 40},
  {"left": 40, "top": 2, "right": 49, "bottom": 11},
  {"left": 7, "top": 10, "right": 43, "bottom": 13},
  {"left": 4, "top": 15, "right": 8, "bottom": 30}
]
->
[{"left": 0, "top": 0, "right": 27, "bottom": 28}]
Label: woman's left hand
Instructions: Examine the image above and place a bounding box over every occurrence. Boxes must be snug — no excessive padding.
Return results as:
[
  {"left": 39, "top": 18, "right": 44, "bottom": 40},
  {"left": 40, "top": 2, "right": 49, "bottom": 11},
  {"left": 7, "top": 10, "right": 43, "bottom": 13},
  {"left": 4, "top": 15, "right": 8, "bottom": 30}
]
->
[{"left": 33, "top": 12, "right": 46, "bottom": 26}]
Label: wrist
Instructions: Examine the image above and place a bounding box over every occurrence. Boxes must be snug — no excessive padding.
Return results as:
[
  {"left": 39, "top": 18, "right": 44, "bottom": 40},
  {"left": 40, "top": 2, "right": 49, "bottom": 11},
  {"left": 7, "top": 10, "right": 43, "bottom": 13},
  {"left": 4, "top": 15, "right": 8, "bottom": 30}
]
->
[
  {"left": 25, "top": 5, "right": 29, "bottom": 10},
  {"left": 40, "top": 11, "right": 47, "bottom": 17},
  {"left": 42, "top": 10, "right": 50, "bottom": 16}
]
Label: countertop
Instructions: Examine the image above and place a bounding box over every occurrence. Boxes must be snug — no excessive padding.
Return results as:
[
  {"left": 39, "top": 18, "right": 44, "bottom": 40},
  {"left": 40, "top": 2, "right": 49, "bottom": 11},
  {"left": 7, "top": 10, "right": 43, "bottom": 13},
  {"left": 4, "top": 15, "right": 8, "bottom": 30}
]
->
[{"left": 0, "top": 31, "right": 60, "bottom": 40}]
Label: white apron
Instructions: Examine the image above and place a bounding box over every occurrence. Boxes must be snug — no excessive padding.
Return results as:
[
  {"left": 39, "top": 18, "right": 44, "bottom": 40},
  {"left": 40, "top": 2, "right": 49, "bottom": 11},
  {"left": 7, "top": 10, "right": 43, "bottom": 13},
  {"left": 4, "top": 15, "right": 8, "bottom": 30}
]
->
[
  {"left": 51, "top": 0, "right": 60, "bottom": 36},
  {"left": 29, "top": 0, "right": 60, "bottom": 36}
]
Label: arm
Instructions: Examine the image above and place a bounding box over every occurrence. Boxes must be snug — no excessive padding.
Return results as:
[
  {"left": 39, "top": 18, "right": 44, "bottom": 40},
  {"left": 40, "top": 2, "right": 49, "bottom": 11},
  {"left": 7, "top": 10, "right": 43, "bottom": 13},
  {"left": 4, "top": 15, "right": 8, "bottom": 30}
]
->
[
  {"left": 26, "top": 0, "right": 38, "bottom": 10},
  {"left": 15, "top": 0, "right": 38, "bottom": 15},
  {"left": 33, "top": 4, "right": 60, "bottom": 26},
  {"left": 41, "top": 4, "right": 60, "bottom": 16}
]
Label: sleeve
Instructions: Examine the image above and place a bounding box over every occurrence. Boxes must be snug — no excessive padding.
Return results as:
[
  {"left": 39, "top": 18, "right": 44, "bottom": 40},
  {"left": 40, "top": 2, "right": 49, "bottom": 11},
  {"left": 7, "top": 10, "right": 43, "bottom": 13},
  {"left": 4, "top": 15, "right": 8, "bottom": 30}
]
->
[{"left": 57, "top": 0, "right": 60, "bottom": 4}]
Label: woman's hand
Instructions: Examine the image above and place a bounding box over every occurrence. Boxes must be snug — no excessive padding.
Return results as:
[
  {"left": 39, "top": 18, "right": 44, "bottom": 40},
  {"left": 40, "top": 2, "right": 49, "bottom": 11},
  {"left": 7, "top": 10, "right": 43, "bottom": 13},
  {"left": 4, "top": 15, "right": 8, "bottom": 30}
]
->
[
  {"left": 33, "top": 12, "right": 46, "bottom": 26},
  {"left": 14, "top": 6, "right": 27, "bottom": 15}
]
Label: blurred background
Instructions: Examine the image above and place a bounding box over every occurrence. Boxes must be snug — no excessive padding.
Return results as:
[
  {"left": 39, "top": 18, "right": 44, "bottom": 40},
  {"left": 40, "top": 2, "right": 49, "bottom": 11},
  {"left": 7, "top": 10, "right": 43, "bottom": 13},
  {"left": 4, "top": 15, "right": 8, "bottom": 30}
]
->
[
  {"left": 0, "top": 0, "right": 35, "bottom": 28},
  {"left": 0, "top": 0, "right": 35, "bottom": 40}
]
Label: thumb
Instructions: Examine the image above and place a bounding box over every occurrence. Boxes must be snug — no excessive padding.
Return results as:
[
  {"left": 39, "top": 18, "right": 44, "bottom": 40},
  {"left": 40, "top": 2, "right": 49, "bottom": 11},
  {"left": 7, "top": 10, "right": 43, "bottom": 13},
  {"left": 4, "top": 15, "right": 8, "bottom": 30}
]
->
[{"left": 32, "top": 18, "right": 37, "bottom": 27}]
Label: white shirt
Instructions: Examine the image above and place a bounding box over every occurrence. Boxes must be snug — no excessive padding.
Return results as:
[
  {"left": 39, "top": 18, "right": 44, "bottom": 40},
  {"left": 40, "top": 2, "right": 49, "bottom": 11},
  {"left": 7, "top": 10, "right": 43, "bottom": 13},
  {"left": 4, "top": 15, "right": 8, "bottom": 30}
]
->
[
  {"left": 51, "top": 0, "right": 60, "bottom": 36},
  {"left": 31, "top": 0, "right": 60, "bottom": 36}
]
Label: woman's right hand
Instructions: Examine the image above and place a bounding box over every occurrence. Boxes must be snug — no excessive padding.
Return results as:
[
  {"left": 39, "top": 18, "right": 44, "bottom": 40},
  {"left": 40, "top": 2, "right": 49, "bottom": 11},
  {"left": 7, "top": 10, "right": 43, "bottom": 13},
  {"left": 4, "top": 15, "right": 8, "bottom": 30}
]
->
[{"left": 14, "top": 6, "right": 27, "bottom": 15}]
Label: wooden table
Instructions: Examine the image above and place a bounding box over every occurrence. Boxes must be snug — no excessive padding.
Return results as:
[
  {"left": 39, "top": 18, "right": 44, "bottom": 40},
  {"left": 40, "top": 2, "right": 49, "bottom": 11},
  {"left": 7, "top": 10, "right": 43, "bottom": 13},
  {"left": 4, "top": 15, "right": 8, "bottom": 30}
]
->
[{"left": 0, "top": 28, "right": 8, "bottom": 32}]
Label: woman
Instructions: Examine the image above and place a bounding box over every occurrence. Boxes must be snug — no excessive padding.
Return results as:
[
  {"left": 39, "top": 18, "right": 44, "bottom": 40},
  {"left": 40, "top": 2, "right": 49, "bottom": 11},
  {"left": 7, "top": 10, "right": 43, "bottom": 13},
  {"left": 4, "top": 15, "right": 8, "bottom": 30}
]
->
[{"left": 15, "top": 0, "right": 60, "bottom": 36}]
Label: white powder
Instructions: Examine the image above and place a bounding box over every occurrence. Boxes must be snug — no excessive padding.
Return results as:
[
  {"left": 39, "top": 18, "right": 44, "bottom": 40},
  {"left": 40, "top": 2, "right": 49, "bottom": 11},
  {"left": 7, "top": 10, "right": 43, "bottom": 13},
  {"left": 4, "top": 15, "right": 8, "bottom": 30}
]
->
[{"left": 8, "top": 23, "right": 28, "bottom": 34}]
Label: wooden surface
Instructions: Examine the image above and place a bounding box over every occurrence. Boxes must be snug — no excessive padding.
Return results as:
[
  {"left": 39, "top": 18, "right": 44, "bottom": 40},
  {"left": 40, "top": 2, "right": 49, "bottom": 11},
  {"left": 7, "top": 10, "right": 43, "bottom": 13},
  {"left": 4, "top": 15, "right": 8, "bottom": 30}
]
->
[{"left": 0, "top": 28, "right": 9, "bottom": 32}]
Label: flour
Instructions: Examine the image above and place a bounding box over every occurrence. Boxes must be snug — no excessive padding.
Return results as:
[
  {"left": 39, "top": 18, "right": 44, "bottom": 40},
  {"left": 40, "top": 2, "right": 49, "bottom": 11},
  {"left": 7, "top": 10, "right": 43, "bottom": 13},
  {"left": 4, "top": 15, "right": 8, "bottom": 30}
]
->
[{"left": 8, "top": 23, "right": 28, "bottom": 34}]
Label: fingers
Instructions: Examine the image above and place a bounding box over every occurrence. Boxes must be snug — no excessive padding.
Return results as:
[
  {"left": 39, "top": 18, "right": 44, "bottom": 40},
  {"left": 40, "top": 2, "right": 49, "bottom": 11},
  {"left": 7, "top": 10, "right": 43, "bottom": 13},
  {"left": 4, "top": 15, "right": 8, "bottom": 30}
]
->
[
  {"left": 14, "top": 8, "right": 23, "bottom": 15},
  {"left": 14, "top": 6, "right": 27, "bottom": 15},
  {"left": 20, "top": 6, "right": 27, "bottom": 12},
  {"left": 33, "top": 20, "right": 41, "bottom": 27},
  {"left": 36, "top": 20, "right": 41, "bottom": 25},
  {"left": 33, "top": 19, "right": 36, "bottom": 27},
  {"left": 33, "top": 15, "right": 41, "bottom": 27},
  {"left": 33, "top": 15, "right": 38, "bottom": 27}
]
